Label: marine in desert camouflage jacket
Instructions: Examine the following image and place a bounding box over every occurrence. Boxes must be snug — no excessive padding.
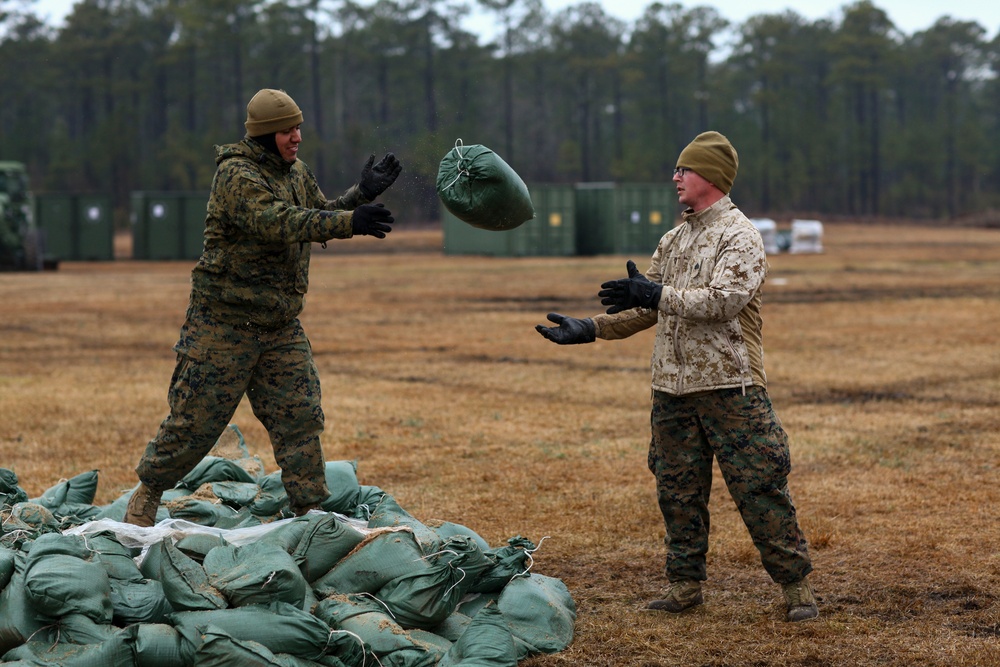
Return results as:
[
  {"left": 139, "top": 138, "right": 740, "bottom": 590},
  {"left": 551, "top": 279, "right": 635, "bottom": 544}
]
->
[
  {"left": 189, "top": 136, "right": 371, "bottom": 330},
  {"left": 592, "top": 195, "right": 768, "bottom": 396}
]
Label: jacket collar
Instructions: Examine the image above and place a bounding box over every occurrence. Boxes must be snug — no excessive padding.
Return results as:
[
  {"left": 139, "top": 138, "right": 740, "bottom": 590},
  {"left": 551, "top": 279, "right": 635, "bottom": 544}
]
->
[
  {"left": 243, "top": 136, "right": 294, "bottom": 174},
  {"left": 681, "top": 194, "right": 733, "bottom": 226}
]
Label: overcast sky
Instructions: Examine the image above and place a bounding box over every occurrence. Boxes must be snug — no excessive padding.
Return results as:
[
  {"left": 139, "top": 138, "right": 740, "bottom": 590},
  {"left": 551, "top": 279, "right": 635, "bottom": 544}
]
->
[{"left": 28, "top": 0, "right": 1000, "bottom": 37}]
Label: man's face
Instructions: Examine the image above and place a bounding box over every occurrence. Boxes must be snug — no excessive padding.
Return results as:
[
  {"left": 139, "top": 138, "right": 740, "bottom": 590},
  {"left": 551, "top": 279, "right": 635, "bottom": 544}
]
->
[
  {"left": 276, "top": 125, "right": 302, "bottom": 162},
  {"left": 673, "top": 167, "right": 716, "bottom": 211}
]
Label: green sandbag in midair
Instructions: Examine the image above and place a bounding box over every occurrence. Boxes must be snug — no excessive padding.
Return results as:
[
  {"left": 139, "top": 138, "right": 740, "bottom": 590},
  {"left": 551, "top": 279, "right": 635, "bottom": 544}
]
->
[{"left": 436, "top": 140, "right": 534, "bottom": 231}]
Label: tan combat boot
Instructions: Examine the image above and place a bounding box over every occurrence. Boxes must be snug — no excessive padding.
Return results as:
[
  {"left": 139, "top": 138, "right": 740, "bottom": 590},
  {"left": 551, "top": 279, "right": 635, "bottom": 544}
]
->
[
  {"left": 647, "top": 580, "right": 704, "bottom": 612},
  {"left": 124, "top": 483, "right": 162, "bottom": 527},
  {"left": 782, "top": 577, "right": 819, "bottom": 622}
]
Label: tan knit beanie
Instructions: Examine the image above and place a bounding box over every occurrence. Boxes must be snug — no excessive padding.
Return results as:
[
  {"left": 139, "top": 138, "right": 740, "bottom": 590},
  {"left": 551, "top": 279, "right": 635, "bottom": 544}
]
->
[
  {"left": 676, "top": 131, "right": 739, "bottom": 194},
  {"left": 245, "top": 89, "right": 304, "bottom": 136}
]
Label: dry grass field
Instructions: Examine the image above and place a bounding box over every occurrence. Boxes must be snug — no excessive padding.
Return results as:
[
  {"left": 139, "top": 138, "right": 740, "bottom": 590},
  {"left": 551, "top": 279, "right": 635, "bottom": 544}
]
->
[{"left": 1, "top": 221, "right": 999, "bottom": 666}]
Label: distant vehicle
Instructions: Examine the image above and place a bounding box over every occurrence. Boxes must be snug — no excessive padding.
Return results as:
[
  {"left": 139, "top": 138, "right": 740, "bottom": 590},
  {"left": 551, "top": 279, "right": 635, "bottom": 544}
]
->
[{"left": 0, "top": 161, "right": 47, "bottom": 271}]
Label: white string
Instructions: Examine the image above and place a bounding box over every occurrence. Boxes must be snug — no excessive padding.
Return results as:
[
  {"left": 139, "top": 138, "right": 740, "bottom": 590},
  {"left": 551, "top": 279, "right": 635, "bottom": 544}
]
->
[
  {"left": 514, "top": 535, "right": 549, "bottom": 579},
  {"left": 24, "top": 623, "right": 58, "bottom": 647},
  {"left": 1, "top": 528, "right": 32, "bottom": 545},
  {"left": 327, "top": 628, "right": 383, "bottom": 667},
  {"left": 47, "top": 623, "right": 62, "bottom": 652},
  {"left": 355, "top": 492, "right": 385, "bottom": 521},
  {"left": 445, "top": 565, "right": 467, "bottom": 597},
  {"left": 527, "top": 536, "right": 550, "bottom": 553},
  {"left": 359, "top": 591, "right": 397, "bottom": 620},
  {"left": 416, "top": 547, "right": 459, "bottom": 561},
  {"left": 442, "top": 138, "right": 470, "bottom": 191},
  {"left": 417, "top": 548, "right": 468, "bottom": 597},
  {"left": 514, "top": 551, "right": 534, "bottom": 579}
]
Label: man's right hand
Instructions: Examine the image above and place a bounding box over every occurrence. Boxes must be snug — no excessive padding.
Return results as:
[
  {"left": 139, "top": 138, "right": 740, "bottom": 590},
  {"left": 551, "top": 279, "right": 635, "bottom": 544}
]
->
[
  {"left": 351, "top": 203, "right": 394, "bottom": 239},
  {"left": 535, "top": 313, "right": 596, "bottom": 345}
]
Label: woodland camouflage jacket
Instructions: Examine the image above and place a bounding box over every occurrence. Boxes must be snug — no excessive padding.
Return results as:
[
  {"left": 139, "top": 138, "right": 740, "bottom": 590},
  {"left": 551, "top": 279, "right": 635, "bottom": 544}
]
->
[
  {"left": 592, "top": 195, "right": 769, "bottom": 396},
  {"left": 189, "top": 137, "right": 368, "bottom": 329}
]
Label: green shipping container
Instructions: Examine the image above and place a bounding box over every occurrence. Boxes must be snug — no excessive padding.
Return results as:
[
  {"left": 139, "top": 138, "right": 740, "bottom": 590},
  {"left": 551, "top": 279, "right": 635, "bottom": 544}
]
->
[
  {"left": 573, "top": 183, "right": 674, "bottom": 256},
  {"left": 34, "top": 194, "right": 73, "bottom": 261},
  {"left": 131, "top": 191, "right": 209, "bottom": 260},
  {"left": 442, "top": 183, "right": 576, "bottom": 256},
  {"left": 77, "top": 195, "right": 115, "bottom": 260},
  {"left": 34, "top": 193, "right": 114, "bottom": 261}
]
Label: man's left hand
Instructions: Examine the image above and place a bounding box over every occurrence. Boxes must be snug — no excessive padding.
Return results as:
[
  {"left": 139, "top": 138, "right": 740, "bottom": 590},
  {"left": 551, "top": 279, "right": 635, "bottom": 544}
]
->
[
  {"left": 359, "top": 153, "right": 402, "bottom": 199},
  {"left": 598, "top": 260, "right": 662, "bottom": 314},
  {"left": 351, "top": 203, "right": 395, "bottom": 238}
]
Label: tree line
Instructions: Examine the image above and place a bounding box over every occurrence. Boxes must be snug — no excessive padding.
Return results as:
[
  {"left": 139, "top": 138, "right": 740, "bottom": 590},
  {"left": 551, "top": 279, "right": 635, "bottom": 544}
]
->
[{"left": 2, "top": 0, "right": 999, "bottom": 226}]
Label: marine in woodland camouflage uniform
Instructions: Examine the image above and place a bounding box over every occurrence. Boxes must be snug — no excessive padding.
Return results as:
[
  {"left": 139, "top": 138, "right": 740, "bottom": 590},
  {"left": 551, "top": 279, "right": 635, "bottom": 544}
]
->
[
  {"left": 536, "top": 131, "right": 818, "bottom": 622},
  {"left": 126, "top": 89, "right": 400, "bottom": 525}
]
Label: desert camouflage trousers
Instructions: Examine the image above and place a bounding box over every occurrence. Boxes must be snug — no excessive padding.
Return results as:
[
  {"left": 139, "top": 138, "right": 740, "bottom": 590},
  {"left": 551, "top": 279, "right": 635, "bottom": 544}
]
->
[
  {"left": 136, "top": 306, "right": 329, "bottom": 514},
  {"left": 648, "top": 386, "right": 812, "bottom": 584}
]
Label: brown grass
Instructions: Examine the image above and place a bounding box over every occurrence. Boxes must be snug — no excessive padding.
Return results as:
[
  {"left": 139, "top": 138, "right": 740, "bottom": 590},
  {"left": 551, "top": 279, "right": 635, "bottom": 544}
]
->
[{"left": 2, "top": 222, "right": 999, "bottom": 666}]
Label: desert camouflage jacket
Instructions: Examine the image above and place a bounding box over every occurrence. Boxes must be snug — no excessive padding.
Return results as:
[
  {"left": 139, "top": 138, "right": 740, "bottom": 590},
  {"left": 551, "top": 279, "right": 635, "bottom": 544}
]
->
[
  {"left": 593, "top": 195, "right": 768, "bottom": 395},
  {"left": 189, "top": 137, "right": 367, "bottom": 329}
]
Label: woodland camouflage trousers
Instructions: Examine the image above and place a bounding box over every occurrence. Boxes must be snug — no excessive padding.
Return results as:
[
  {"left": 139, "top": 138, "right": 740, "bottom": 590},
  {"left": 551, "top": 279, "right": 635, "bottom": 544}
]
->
[
  {"left": 136, "top": 307, "right": 329, "bottom": 514},
  {"left": 648, "top": 386, "right": 812, "bottom": 584}
]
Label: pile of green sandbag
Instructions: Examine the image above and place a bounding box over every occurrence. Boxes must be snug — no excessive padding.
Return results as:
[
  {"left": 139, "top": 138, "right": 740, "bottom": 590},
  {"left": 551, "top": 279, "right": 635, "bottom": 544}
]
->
[{"left": 0, "top": 425, "right": 575, "bottom": 666}]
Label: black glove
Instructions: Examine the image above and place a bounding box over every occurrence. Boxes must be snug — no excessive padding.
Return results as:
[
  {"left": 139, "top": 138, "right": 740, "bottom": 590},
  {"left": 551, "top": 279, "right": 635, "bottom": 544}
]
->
[
  {"left": 535, "top": 313, "right": 596, "bottom": 345},
  {"left": 358, "top": 153, "right": 402, "bottom": 199},
  {"left": 351, "top": 203, "right": 394, "bottom": 239},
  {"left": 598, "top": 260, "right": 662, "bottom": 314}
]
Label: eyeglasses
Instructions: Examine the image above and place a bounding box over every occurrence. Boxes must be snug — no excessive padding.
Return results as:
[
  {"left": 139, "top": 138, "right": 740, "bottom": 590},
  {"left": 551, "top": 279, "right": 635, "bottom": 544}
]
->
[{"left": 673, "top": 167, "right": 691, "bottom": 177}]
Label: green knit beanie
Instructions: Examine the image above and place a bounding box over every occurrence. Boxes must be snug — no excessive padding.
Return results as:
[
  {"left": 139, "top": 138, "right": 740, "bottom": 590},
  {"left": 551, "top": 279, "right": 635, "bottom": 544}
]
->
[
  {"left": 676, "top": 131, "right": 739, "bottom": 194},
  {"left": 245, "top": 89, "right": 304, "bottom": 137}
]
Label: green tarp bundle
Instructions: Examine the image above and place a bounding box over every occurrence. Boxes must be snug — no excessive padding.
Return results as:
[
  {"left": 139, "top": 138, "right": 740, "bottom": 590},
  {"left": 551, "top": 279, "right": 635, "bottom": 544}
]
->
[{"left": 0, "top": 423, "right": 576, "bottom": 666}]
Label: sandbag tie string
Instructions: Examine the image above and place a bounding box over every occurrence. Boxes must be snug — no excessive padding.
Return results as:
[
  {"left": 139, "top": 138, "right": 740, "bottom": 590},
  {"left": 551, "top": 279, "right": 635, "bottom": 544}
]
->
[
  {"left": 329, "top": 628, "right": 382, "bottom": 667},
  {"left": 441, "top": 138, "right": 470, "bottom": 191},
  {"left": 418, "top": 547, "right": 468, "bottom": 596},
  {"left": 527, "top": 535, "right": 549, "bottom": 553},
  {"left": 24, "top": 622, "right": 61, "bottom": 651},
  {"left": 355, "top": 492, "right": 386, "bottom": 521},
  {"left": 514, "top": 535, "right": 550, "bottom": 579},
  {"left": 1, "top": 527, "right": 33, "bottom": 546},
  {"left": 360, "top": 591, "right": 397, "bottom": 620}
]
